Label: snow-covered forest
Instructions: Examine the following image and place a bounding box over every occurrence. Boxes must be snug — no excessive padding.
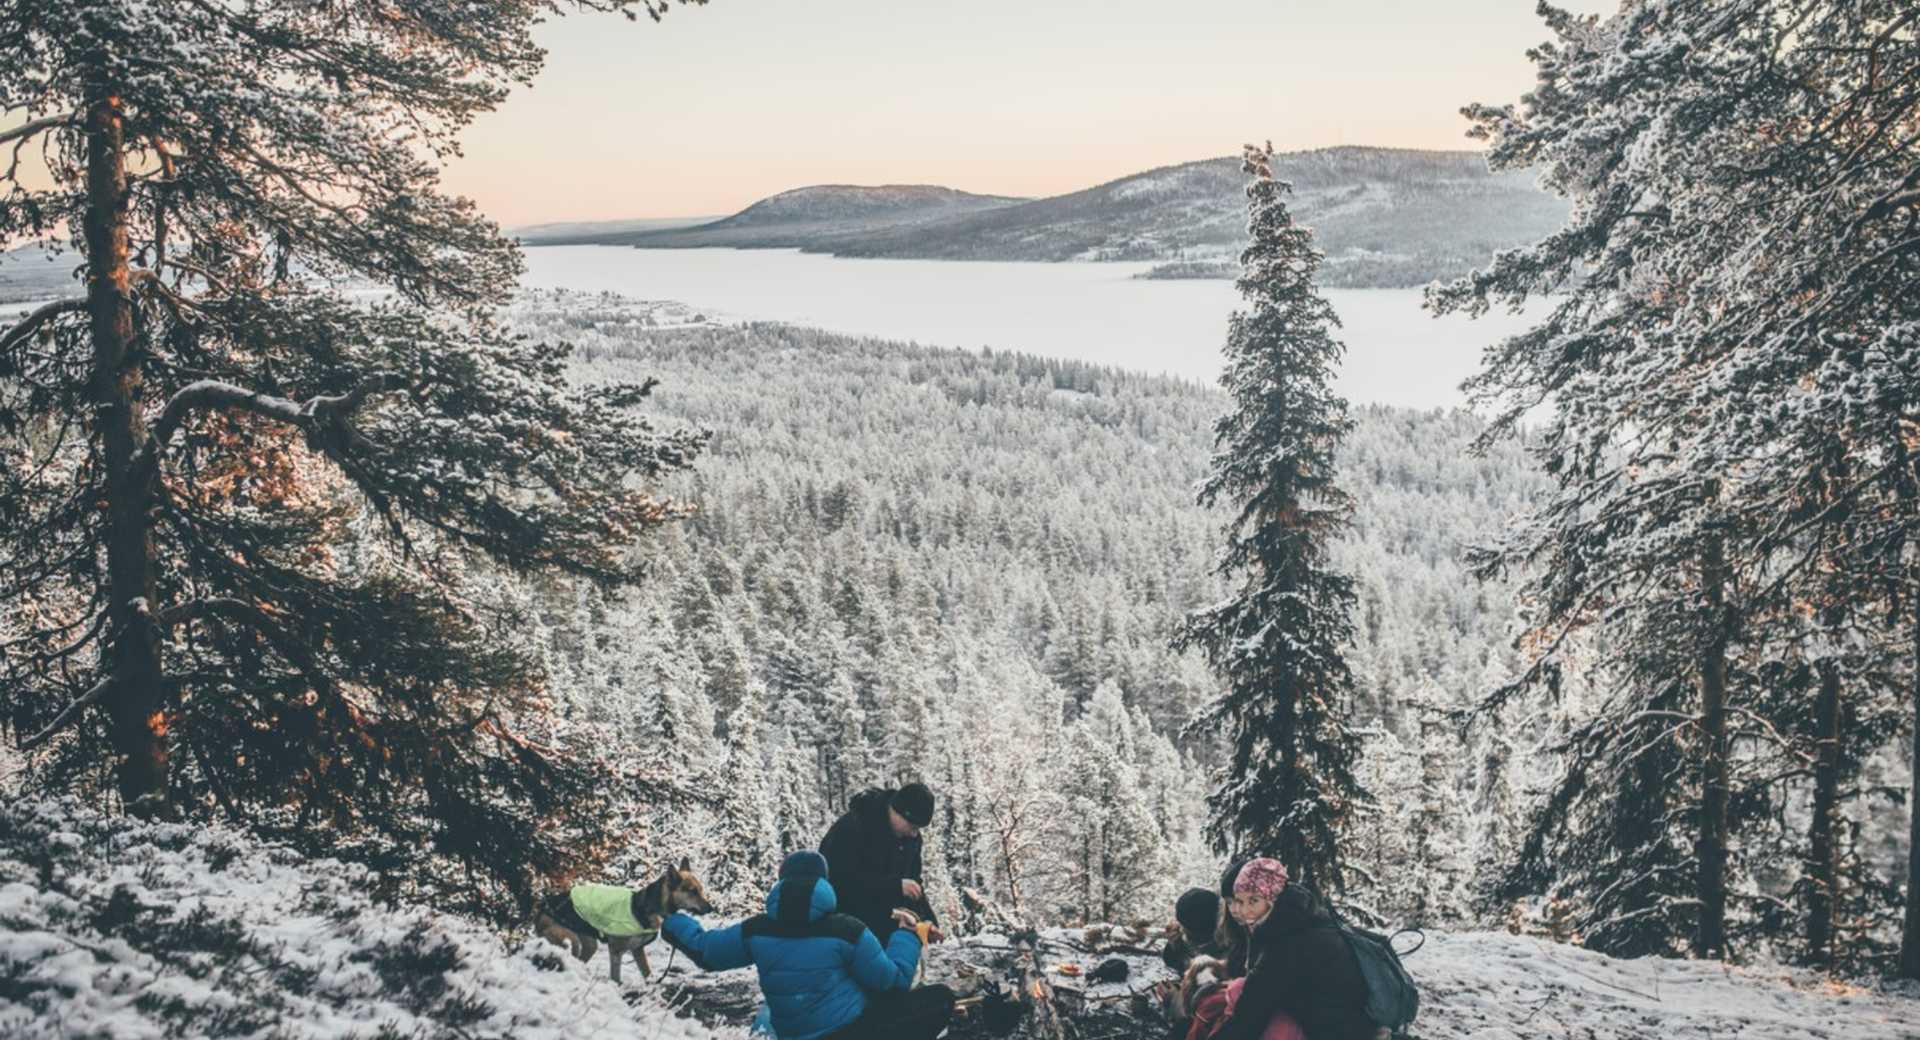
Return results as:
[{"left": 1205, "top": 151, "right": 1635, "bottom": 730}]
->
[
  {"left": 493, "top": 292, "right": 1554, "bottom": 931},
  {"left": 3, "top": 0, "right": 1919, "bottom": 1038}
]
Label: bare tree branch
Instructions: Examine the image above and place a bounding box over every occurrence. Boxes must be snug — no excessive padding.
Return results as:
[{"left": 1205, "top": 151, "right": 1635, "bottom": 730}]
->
[
  {"left": 18, "top": 676, "right": 114, "bottom": 751},
  {"left": 155, "top": 597, "right": 254, "bottom": 630}
]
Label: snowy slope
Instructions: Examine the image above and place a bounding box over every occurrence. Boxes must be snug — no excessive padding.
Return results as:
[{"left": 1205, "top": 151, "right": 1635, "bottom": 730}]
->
[
  {"left": 1409, "top": 932, "right": 1917, "bottom": 1039},
  {"left": 668, "top": 922, "right": 1920, "bottom": 1040},
  {"left": 1008, "top": 927, "right": 1920, "bottom": 1040},
  {"left": 0, "top": 796, "right": 744, "bottom": 1040},
  {"left": 4, "top": 792, "right": 1913, "bottom": 1039}
]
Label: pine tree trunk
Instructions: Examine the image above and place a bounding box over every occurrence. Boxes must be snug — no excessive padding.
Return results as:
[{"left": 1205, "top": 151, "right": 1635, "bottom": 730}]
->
[
  {"left": 1695, "top": 536, "right": 1730, "bottom": 960},
  {"left": 1807, "top": 661, "right": 1840, "bottom": 967},
  {"left": 1901, "top": 590, "right": 1920, "bottom": 980},
  {"left": 83, "top": 79, "right": 167, "bottom": 808}
]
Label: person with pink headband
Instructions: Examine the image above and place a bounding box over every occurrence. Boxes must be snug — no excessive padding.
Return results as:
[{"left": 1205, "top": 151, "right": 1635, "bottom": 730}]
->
[
  {"left": 1205, "top": 858, "right": 1381, "bottom": 1040},
  {"left": 1229, "top": 857, "right": 1290, "bottom": 929},
  {"left": 1202, "top": 859, "right": 1304, "bottom": 1040}
]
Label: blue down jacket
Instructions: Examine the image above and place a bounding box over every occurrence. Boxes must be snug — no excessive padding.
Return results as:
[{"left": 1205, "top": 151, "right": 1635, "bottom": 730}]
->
[{"left": 662, "top": 873, "right": 921, "bottom": 1040}]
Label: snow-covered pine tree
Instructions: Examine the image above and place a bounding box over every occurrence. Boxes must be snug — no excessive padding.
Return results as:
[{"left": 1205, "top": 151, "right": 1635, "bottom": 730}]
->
[
  {"left": 1177, "top": 143, "right": 1365, "bottom": 893},
  {"left": 1062, "top": 725, "right": 1164, "bottom": 925},
  {"left": 1744, "top": 588, "right": 1908, "bottom": 969},
  {"left": 1349, "top": 723, "right": 1417, "bottom": 920},
  {"left": 0, "top": 0, "right": 706, "bottom": 915},
  {"left": 711, "top": 681, "right": 779, "bottom": 908},
  {"left": 1431, "top": 0, "right": 1920, "bottom": 970},
  {"left": 767, "top": 700, "right": 824, "bottom": 852},
  {"left": 1409, "top": 673, "right": 1470, "bottom": 926}
]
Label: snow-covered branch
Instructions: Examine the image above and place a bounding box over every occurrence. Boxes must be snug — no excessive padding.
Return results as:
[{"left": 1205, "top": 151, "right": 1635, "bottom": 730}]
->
[
  {"left": 145, "top": 371, "right": 408, "bottom": 458},
  {"left": 0, "top": 298, "right": 87, "bottom": 359},
  {"left": 0, "top": 109, "right": 79, "bottom": 150}
]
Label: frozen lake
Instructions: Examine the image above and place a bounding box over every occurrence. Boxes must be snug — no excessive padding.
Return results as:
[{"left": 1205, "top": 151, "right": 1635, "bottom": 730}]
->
[{"left": 520, "top": 245, "right": 1544, "bottom": 409}]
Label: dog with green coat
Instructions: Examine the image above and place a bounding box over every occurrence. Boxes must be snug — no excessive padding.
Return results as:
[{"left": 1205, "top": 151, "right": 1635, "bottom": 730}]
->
[{"left": 533, "top": 858, "right": 716, "bottom": 983}]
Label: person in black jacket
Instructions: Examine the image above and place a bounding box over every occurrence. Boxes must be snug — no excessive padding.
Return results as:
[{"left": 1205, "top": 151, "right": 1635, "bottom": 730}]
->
[
  {"left": 1214, "top": 859, "right": 1376, "bottom": 1040},
  {"left": 819, "top": 783, "right": 940, "bottom": 940}
]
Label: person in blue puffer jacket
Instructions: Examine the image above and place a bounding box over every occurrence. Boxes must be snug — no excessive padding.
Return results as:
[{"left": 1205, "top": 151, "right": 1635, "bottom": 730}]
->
[{"left": 662, "top": 850, "right": 956, "bottom": 1040}]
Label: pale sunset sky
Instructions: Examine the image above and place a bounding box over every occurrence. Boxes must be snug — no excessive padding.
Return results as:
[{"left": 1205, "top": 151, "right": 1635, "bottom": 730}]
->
[{"left": 451, "top": 0, "right": 1619, "bottom": 228}]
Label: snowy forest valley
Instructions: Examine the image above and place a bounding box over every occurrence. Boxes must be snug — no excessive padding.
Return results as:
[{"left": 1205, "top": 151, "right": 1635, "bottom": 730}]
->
[
  {"left": 5, "top": 2, "right": 1920, "bottom": 1040},
  {"left": 5, "top": 295, "right": 1918, "bottom": 1038}
]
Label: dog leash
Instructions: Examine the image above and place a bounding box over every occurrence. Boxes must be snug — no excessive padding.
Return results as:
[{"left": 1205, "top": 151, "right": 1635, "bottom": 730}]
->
[{"left": 643, "top": 945, "right": 683, "bottom": 1040}]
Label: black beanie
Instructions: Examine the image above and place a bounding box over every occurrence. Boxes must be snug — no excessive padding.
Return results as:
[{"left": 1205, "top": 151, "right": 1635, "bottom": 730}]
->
[
  {"left": 1219, "top": 857, "right": 1248, "bottom": 900},
  {"left": 1176, "top": 887, "right": 1221, "bottom": 937},
  {"left": 891, "top": 782, "right": 935, "bottom": 827}
]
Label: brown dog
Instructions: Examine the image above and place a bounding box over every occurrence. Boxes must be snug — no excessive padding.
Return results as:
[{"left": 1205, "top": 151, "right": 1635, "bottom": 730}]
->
[
  {"left": 533, "top": 858, "right": 715, "bottom": 983},
  {"left": 1172, "top": 954, "right": 1226, "bottom": 1020}
]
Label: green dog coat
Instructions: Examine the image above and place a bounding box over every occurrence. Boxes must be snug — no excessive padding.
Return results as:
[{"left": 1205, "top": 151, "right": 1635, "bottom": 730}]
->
[{"left": 569, "top": 883, "right": 660, "bottom": 941}]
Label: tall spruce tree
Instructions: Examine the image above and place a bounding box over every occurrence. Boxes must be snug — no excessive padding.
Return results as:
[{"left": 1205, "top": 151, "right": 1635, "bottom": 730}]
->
[
  {"left": 1431, "top": 1, "right": 1919, "bottom": 969},
  {"left": 1, "top": 1, "right": 706, "bottom": 914},
  {"left": 1178, "top": 143, "right": 1364, "bottom": 892}
]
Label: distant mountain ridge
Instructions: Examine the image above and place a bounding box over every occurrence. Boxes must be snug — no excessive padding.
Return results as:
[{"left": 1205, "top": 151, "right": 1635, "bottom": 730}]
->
[
  {"left": 713, "top": 184, "right": 1025, "bottom": 226},
  {"left": 542, "top": 146, "right": 1570, "bottom": 288},
  {"left": 525, "top": 184, "right": 1025, "bottom": 252},
  {"left": 512, "top": 215, "right": 716, "bottom": 242}
]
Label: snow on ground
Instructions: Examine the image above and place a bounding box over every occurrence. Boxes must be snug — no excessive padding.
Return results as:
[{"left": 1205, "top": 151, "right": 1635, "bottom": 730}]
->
[
  {"left": 1411, "top": 931, "right": 1918, "bottom": 1039},
  {"left": 665, "top": 922, "right": 1920, "bottom": 1040},
  {"left": 0, "top": 796, "right": 744, "bottom": 1040},
  {"left": 2, "top": 793, "right": 1914, "bottom": 1039}
]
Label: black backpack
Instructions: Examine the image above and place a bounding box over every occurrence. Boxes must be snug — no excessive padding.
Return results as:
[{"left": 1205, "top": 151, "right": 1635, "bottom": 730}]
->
[{"left": 1337, "top": 923, "right": 1422, "bottom": 1036}]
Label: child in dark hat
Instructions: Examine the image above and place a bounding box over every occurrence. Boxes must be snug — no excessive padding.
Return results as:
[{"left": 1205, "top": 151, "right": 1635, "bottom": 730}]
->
[
  {"left": 1162, "top": 887, "right": 1224, "bottom": 972},
  {"left": 1158, "top": 886, "right": 1230, "bottom": 1039}
]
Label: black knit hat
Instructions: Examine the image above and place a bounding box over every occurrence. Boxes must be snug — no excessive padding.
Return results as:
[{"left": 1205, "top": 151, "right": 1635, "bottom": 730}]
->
[
  {"left": 1219, "top": 858, "right": 1247, "bottom": 900},
  {"left": 890, "top": 782, "right": 935, "bottom": 828},
  {"left": 1176, "top": 887, "right": 1221, "bottom": 937}
]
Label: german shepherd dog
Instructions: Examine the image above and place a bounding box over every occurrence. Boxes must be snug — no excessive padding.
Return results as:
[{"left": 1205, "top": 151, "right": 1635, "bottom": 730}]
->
[{"left": 533, "top": 858, "right": 715, "bottom": 983}]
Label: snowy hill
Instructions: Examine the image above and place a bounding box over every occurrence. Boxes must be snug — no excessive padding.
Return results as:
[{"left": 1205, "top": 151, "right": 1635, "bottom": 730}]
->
[
  {"left": 544, "top": 147, "right": 1568, "bottom": 287},
  {"left": 532, "top": 185, "right": 1025, "bottom": 251},
  {"left": 0, "top": 796, "right": 743, "bottom": 1040},
  {"left": 511, "top": 215, "right": 719, "bottom": 244},
  {"left": 708, "top": 185, "right": 1025, "bottom": 227},
  {"left": 6, "top": 790, "right": 1913, "bottom": 1040}
]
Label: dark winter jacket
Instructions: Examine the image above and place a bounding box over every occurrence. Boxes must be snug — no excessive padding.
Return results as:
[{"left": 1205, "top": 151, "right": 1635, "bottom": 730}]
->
[
  {"left": 661, "top": 873, "right": 923, "bottom": 1040},
  {"left": 819, "top": 787, "right": 939, "bottom": 938},
  {"left": 1213, "top": 886, "right": 1373, "bottom": 1040}
]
